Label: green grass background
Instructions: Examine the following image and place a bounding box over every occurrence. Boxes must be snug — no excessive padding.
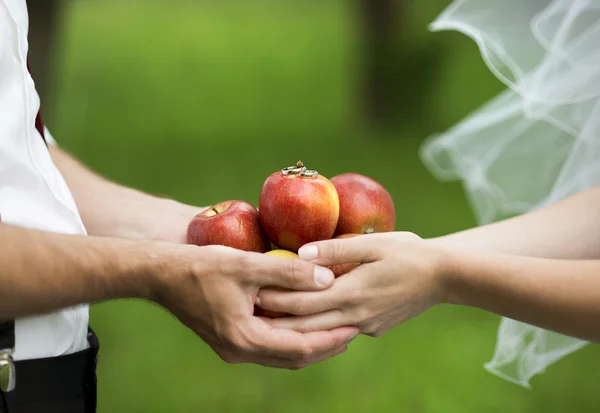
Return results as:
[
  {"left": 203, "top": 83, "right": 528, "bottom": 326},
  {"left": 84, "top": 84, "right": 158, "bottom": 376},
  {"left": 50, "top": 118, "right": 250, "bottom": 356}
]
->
[{"left": 44, "top": 1, "right": 599, "bottom": 412}]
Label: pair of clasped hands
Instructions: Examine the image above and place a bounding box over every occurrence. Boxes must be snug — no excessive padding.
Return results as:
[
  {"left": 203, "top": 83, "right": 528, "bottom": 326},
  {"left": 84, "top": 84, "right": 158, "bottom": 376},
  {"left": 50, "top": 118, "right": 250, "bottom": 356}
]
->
[{"left": 168, "top": 231, "right": 442, "bottom": 370}]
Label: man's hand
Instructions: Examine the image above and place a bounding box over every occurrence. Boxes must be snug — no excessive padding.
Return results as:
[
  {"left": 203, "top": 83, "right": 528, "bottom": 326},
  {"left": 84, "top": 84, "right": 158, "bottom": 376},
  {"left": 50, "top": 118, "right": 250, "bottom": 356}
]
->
[{"left": 151, "top": 243, "right": 358, "bottom": 369}]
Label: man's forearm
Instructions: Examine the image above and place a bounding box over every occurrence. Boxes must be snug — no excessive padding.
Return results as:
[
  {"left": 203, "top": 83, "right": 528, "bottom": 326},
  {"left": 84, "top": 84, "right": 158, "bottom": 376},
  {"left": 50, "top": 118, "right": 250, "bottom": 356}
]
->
[
  {"left": 49, "top": 146, "right": 202, "bottom": 243},
  {"left": 0, "top": 223, "right": 158, "bottom": 321},
  {"left": 430, "top": 186, "right": 600, "bottom": 259}
]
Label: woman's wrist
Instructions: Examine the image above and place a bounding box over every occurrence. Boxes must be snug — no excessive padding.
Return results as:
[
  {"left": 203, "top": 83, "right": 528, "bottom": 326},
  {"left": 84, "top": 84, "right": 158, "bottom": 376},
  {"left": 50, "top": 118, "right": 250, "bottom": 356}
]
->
[
  {"left": 433, "top": 245, "right": 513, "bottom": 310},
  {"left": 426, "top": 240, "right": 471, "bottom": 307}
]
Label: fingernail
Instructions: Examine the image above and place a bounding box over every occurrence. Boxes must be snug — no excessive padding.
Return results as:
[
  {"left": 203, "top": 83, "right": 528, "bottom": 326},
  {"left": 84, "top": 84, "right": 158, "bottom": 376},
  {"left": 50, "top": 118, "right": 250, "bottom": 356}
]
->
[
  {"left": 314, "top": 266, "right": 333, "bottom": 288},
  {"left": 299, "top": 245, "right": 319, "bottom": 261},
  {"left": 346, "top": 333, "right": 359, "bottom": 344},
  {"left": 255, "top": 296, "right": 261, "bottom": 306}
]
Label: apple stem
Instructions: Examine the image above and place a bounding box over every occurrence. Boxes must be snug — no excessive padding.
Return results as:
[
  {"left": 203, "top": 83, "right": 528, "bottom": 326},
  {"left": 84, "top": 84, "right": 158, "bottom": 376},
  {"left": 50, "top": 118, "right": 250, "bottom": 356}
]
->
[{"left": 212, "top": 207, "right": 219, "bottom": 215}]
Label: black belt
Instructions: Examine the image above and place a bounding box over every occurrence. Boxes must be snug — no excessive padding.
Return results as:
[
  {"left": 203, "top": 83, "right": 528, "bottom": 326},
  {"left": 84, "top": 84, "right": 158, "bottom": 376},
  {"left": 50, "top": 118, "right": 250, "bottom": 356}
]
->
[
  {"left": 0, "top": 322, "right": 99, "bottom": 413},
  {"left": 0, "top": 321, "right": 15, "bottom": 394}
]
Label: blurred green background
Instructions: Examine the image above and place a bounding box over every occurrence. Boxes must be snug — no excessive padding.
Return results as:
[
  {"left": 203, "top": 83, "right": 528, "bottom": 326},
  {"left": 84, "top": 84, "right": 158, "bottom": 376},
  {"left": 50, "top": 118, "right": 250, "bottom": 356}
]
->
[{"left": 34, "top": 0, "right": 599, "bottom": 411}]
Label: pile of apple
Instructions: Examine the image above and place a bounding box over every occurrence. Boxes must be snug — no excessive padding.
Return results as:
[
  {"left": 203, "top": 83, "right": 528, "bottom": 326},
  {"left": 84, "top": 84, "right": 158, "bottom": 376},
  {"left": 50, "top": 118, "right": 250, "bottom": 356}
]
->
[{"left": 187, "top": 161, "right": 395, "bottom": 277}]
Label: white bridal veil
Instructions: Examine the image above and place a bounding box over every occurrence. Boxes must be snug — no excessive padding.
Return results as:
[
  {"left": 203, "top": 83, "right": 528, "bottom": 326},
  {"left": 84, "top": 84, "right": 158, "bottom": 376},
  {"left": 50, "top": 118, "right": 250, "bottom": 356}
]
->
[{"left": 420, "top": 0, "right": 600, "bottom": 387}]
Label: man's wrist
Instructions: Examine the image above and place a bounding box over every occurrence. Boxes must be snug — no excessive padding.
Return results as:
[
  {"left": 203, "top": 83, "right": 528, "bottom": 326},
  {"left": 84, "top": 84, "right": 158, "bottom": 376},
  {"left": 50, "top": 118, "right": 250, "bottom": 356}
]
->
[
  {"left": 147, "top": 198, "right": 205, "bottom": 244},
  {"left": 135, "top": 241, "right": 207, "bottom": 308},
  {"left": 120, "top": 239, "right": 189, "bottom": 303}
]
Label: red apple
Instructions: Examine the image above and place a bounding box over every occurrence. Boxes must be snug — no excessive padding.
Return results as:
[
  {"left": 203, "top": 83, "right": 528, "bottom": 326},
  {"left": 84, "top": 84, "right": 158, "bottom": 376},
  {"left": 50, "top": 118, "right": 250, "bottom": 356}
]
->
[
  {"left": 329, "top": 233, "right": 361, "bottom": 277},
  {"left": 254, "top": 306, "right": 288, "bottom": 319},
  {"left": 258, "top": 161, "right": 340, "bottom": 252},
  {"left": 187, "top": 200, "right": 270, "bottom": 253},
  {"left": 331, "top": 173, "right": 395, "bottom": 235}
]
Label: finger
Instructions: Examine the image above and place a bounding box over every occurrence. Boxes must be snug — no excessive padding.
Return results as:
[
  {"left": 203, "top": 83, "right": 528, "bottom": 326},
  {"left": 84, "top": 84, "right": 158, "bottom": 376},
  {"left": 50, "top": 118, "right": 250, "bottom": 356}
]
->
[
  {"left": 257, "top": 278, "right": 348, "bottom": 315},
  {"left": 250, "top": 318, "right": 358, "bottom": 360},
  {"left": 266, "top": 310, "right": 349, "bottom": 333},
  {"left": 298, "top": 236, "right": 380, "bottom": 266},
  {"left": 248, "top": 254, "right": 335, "bottom": 291},
  {"left": 249, "top": 344, "right": 349, "bottom": 370}
]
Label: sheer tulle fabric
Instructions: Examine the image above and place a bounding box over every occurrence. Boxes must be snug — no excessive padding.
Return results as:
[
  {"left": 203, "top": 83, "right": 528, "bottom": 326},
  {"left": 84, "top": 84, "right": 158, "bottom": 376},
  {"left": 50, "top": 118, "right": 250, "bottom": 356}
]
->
[{"left": 420, "top": 0, "right": 599, "bottom": 387}]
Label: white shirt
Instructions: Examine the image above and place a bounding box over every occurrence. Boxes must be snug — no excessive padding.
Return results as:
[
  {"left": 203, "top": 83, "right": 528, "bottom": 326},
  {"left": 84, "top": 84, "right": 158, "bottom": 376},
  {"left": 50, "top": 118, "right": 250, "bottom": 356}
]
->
[{"left": 1, "top": 0, "right": 89, "bottom": 360}]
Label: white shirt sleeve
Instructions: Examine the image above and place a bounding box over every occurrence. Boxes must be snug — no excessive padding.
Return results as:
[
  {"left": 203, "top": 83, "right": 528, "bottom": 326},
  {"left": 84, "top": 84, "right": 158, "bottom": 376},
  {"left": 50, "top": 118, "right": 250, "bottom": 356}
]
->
[{"left": 44, "top": 126, "right": 58, "bottom": 146}]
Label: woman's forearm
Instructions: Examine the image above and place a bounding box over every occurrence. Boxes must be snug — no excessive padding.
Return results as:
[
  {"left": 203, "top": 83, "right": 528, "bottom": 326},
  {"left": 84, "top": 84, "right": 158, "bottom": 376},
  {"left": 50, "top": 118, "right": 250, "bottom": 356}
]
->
[
  {"left": 444, "top": 250, "right": 600, "bottom": 342},
  {"left": 430, "top": 185, "right": 600, "bottom": 259}
]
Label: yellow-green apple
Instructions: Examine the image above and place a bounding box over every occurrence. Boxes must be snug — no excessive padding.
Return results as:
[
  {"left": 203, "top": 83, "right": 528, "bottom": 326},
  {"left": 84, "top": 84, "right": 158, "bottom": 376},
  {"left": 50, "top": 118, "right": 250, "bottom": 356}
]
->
[
  {"left": 328, "top": 233, "right": 361, "bottom": 277},
  {"left": 331, "top": 173, "right": 395, "bottom": 235},
  {"left": 258, "top": 161, "right": 340, "bottom": 252},
  {"left": 264, "top": 249, "right": 299, "bottom": 259},
  {"left": 254, "top": 249, "right": 300, "bottom": 318},
  {"left": 186, "top": 200, "right": 270, "bottom": 253}
]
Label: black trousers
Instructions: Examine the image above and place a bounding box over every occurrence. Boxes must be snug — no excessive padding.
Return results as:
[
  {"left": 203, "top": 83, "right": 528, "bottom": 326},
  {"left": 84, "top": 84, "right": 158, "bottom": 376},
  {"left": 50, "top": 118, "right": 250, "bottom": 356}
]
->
[{"left": 0, "top": 328, "right": 99, "bottom": 413}]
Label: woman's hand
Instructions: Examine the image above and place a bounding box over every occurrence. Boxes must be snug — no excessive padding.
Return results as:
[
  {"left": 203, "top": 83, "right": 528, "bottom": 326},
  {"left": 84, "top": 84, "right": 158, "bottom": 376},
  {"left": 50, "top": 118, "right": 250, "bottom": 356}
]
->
[{"left": 257, "top": 232, "right": 449, "bottom": 337}]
